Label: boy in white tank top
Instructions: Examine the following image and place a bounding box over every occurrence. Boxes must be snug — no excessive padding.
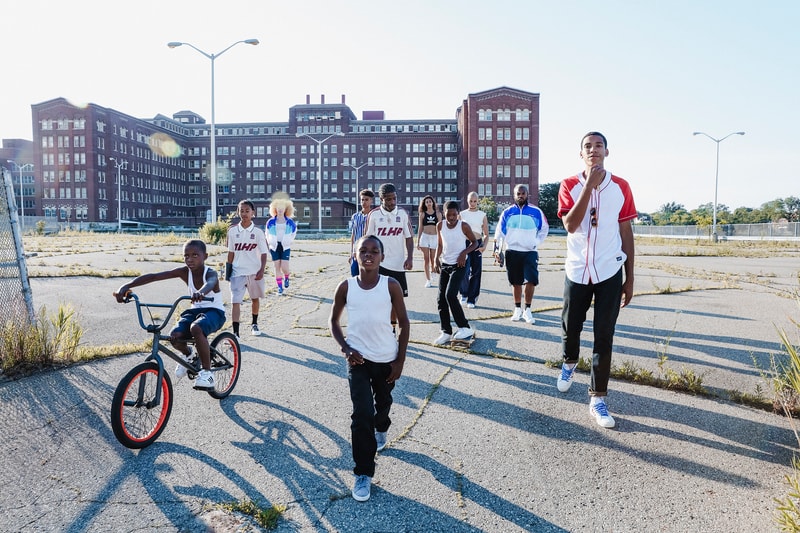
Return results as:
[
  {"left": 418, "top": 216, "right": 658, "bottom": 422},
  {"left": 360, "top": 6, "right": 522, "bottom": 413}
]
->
[
  {"left": 114, "top": 239, "right": 225, "bottom": 390},
  {"left": 433, "top": 201, "right": 478, "bottom": 344},
  {"left": 329, "top": 235, "right": 409, "bottom": 502}
]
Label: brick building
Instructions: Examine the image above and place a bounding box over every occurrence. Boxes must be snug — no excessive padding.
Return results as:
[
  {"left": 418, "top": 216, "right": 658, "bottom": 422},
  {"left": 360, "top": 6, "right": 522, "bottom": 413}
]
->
[{"left": 28, "top": 87, "right": 539, "bottom": 229}]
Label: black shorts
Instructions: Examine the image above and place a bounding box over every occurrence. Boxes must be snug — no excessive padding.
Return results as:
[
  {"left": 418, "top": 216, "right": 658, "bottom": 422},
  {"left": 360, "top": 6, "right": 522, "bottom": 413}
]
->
[
  {"left": 379, "top": 266, "right": 408, "bottom": 297},
  {"left": 505, "top": 250, "right": 539, "bottom": 286}
]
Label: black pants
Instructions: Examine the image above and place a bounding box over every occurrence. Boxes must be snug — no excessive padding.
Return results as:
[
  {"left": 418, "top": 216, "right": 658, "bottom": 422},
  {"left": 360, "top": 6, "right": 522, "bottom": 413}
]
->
[
  {"left": 561, "top": 268, "right": 623, "bottom": 396},
  {"left": 459, "top": 239, "right": 483, "bottom": 304},
  {"left": 438, "top": 264, "right": 469, "bottom": 333},
  {"left": 349, "top": 359, "right": 394, "bottom": 477}
]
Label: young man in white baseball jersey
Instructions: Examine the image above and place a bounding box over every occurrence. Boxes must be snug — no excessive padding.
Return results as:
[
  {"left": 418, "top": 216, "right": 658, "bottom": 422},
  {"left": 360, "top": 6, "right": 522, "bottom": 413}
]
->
[
  {"left": 226, "top": 200, "right": 268, "bottom": 338},
  {"left": 556, "top": 132, "right": 637, "bottom": 429}
]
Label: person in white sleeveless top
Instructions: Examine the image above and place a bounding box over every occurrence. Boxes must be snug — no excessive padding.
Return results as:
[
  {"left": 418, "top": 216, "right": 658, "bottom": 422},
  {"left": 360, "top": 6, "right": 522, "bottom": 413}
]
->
[
  {"left": 329, "top": 235, "right": 410, "bottom": 503},
  {"left": 432, "top": 201, "right": 478, "bottom": 344},
  {"left": 114, "top": 239, "right": 225, "bottom": 390},
  {"left": 458, "top": 192, "right": 489, "bottom": 308}
]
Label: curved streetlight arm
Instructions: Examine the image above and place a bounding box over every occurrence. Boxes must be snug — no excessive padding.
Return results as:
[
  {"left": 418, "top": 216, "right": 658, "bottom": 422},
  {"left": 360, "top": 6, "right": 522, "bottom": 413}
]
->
[
  {"left": 167, "top": 39, "right": 259, "bottom": 60},
  {"left": 693, "top": 131, "right": 746, "bottom": 143},
  {"left": 348, "top": 161, "right": 374, "bottom": 205},
  {"left": 6, "top": 160, "right": 33, "bottom": 172}
]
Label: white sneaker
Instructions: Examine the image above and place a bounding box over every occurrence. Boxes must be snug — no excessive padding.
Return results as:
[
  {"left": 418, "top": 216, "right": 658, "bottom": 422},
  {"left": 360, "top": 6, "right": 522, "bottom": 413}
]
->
[
  {"left": 424, "top": 279, "right": 432, "bottom": 288},
  {"left": 466, "top": 302, "right": 476, "bottom": 309},
  {"left": 522, "top": 308, "right": 535, "bottom": 324},
  {"left": 375, "top": 431, "right": 388, "bottom": 452},
  {"left": 590, "top": 399, "right": 616, "bottom": 428},
  {"left": 510, "top": 307, "right": 523, "bottom": 321},
  {"left": 193, "top": 369, "right": 214, "bottom": 390},
  {"left": 556, "top": 363, "right": 576, "bottom": 392},
  {"left": 452, "top": 327, "right": 474, "bottom": 340},
  {"left": 460, "top": 296, "right": 468, "bottom": 304},
  {"left": 433, "top": 331, "right": 452, "bottom": 345},
  {"left": 175, "top": 346, "right": 197, "bottom": 380},
  {"left": 250, "top": 324, "right": 264, "bottom": 337}
]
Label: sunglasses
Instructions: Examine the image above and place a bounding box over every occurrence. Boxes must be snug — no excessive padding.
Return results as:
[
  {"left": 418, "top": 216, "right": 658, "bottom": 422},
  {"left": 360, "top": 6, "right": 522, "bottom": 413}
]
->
[{"left": 590, "top": 207, "right": 597, "bottom": 227}]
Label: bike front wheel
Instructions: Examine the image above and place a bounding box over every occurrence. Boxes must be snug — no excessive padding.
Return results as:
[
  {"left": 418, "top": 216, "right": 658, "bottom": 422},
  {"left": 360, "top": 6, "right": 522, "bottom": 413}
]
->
[
  {"left": 110, "top": 361, "right": 173, "bottom": 448},
  {"left": 207, "top": 332, "right": 241, "bottom": 399}
]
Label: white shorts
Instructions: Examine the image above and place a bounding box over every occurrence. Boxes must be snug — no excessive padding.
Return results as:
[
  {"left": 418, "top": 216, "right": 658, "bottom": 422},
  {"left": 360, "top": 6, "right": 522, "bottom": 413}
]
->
[
  {"left": 230, "top": 273, "right": 266, "bottom": 303},
  {"left": 419, "top": 232, "right": 438, "bottom": 249}
]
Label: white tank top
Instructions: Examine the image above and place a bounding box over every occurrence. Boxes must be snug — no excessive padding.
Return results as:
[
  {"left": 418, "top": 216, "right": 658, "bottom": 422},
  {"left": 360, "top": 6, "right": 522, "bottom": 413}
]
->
[
  {"left": 440, "top": 222, "right": 467, "bottom": 265},
  {"left": 345, "top": 275, "right": 398, "bottom": 363},
  {"left": 459, "top": 209, "right": 485, "bottom": 238},
  {"left": 188, "top": 266, "right": 225, "bottom": 312}
]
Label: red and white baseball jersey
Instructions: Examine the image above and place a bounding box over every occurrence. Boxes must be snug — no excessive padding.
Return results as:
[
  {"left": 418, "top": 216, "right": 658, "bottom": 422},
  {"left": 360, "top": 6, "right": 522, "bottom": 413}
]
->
[{"left": 558, "top": 171, "right": 637, "bottom": 284}]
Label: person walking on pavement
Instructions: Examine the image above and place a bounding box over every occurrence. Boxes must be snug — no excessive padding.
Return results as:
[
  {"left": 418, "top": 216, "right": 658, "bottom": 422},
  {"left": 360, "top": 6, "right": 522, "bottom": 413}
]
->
[
  {"left": 416, "top": 195, "right": 441, "bottom": 288},
  {"left": 458, "top": 191, "right": 489, "bottom": 308},
  {"left": 226, "top": 200, "right": 268, "bottom": 339},
  {"left": 365, "top": 183, "right": 414, "bottom": 331},
  {"left": 555, "top": 131, "right": 637, "bottom": 429},
  {"left": 330, "top": 235, "right": 410, "bottom": 502},
  {"left": 433, "top": 201, "right": 478, "bottom": 344},
  {"left": 265, "top": 198, "right": 297, "bottom": 295},
  {"left": 348, "top": 189, "right": 375, "bottom": 277},
  {"left": 493, "top": 184, "right": 549, "bottom": 324}
]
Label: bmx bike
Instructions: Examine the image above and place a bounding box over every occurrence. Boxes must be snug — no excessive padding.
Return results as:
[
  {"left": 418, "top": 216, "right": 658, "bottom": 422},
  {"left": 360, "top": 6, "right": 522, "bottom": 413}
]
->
[{"left": 110, "top": 292, "right": 241, "bottom": 449}]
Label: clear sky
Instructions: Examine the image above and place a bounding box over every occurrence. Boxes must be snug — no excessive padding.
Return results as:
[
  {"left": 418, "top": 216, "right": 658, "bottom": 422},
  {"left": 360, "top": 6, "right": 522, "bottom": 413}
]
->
[{"left": 2, "top": 0, "right": 797, "bottom": 213}]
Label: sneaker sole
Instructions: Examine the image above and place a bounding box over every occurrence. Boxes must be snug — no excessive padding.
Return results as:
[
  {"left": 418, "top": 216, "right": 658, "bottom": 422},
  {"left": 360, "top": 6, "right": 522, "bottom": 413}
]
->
[{"left": 352, "top": 491, "right": 370, "bottom": 502}]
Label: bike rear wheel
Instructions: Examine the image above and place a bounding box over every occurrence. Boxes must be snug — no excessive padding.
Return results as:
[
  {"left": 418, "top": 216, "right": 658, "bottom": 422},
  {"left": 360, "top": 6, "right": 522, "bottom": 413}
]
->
[
  {"left": 207, "top": 332, "right": 241, "bottom": 399},
  {"left": 111, "top": 361, "right": 173, "bottom": 448}
]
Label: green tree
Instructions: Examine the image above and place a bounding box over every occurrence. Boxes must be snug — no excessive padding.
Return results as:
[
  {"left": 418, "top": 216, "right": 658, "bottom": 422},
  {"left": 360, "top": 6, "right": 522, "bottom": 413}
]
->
[
  {"left": 759, "top": 199, "right": 786, "bottom": 223},
  {"left": 651, "top": 202, "right": 685, "bottom": 225},
  {"left": 478, "top": 196, "right": 499, "bottom": 224},
  {"left": 784, "top": 196, "right": 800, "bottom": 222},
  {"left": 538, "top": 182, "right": 560, "bottom": 227},
  {"left": 731, "top": 207, "right": 768, "bottom": 224}
]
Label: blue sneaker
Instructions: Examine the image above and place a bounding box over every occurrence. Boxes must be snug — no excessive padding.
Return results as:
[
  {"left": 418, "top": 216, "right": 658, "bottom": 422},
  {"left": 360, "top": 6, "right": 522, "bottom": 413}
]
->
[
  {"left": 556, "top": 363, "right": 576, "bottom": 392},
  {"left": 352, "top": 475, "right": 371, "bottom": 502},
  {"left": 375, "top": 431, "right": 388, "bottom": 452},
  {"left": 277, "top": 286, "right": 284, "bottom": 295},
  {"left": 284, "top": 278, "right": 290, "bottom": 289}
]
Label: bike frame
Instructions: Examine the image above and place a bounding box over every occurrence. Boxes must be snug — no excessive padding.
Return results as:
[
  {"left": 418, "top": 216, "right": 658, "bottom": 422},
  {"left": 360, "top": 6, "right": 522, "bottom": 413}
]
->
[{"left": 126, "top": 293, "right": 207, "bottom": 408}]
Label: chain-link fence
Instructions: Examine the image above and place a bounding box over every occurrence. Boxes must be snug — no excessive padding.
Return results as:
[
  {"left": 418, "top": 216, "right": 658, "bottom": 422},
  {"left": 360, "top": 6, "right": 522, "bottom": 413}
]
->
[
  {"left": 633, "top": 222, "right": 800, "bottom": 240},
  {"left": 0, "top": 168, "right": 34, "bottom": 327}
]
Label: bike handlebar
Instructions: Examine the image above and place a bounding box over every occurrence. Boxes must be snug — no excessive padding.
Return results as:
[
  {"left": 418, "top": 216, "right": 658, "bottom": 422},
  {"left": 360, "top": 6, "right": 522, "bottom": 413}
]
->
[{"left": 121, "top": 292, "right": 213, "bottom": 333}]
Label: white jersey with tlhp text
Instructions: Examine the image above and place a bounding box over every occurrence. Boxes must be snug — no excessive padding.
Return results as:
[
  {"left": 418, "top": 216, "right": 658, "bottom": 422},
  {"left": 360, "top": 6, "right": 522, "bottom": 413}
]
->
[
  {"left": 365, "top": 206, "right": 413, "bottom": 272},
  {"left": 227, "top": 223, "right": 268, "bottom": 277}
]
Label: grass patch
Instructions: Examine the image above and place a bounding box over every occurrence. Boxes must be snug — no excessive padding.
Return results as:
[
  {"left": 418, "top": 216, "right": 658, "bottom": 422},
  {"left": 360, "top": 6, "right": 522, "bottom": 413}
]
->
[
  {"left": 217, "top": 499, "right": 286, "bottom": 529},
  {"left": 1, "top": 304, "right": 84, "bottom": 378}
]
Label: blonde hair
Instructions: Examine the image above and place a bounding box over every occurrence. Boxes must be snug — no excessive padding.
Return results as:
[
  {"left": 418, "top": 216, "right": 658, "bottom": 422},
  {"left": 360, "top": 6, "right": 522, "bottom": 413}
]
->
[{"left": 269, "top": 198, "right": 295, "bottom": 218}]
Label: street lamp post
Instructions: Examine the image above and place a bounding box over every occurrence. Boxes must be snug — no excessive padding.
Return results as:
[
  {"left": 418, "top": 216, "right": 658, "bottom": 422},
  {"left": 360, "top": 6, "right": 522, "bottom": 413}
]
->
[
  {"left": 692, "top": 131, "right": 745, "bottom": 242},
  {"left": 168, "top": 38, "right": 259, "bottom": 222},
  {"left": 6, "top": 160, "right": 33, "bottom": 229},
  {"left": 347, "top": 161, "right": 373, "bottom": 205},
  {"left": 109, "top": 157, "right": 127, "bottom": 232},
  {"left": 296, "top": 132, "right": 345, "bottom": 232}
]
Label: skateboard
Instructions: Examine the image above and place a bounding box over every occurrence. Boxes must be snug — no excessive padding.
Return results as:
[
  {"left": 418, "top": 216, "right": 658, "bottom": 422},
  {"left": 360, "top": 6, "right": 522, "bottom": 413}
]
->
[
  {"left": 450, "top": 332, "right": 476, "bottom": 349},
  {"left": 493, "top": 241, "right": 505, "bottom": 268}
]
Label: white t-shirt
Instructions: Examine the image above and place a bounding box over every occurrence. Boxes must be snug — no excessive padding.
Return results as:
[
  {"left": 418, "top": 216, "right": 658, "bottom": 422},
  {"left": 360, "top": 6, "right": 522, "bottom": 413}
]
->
[
  {"left": 227, "top": 223, "right": 268, "bottom": 277},
  {"left": 365, "top": 206, "right": 413, "bottom": 272}
]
